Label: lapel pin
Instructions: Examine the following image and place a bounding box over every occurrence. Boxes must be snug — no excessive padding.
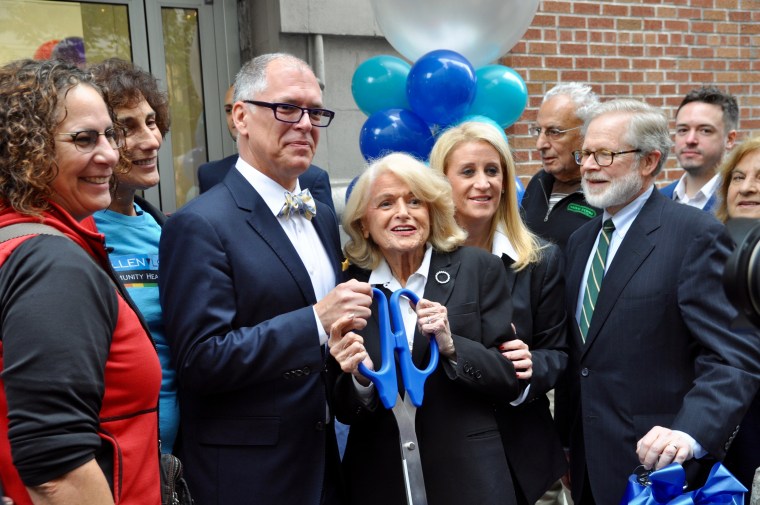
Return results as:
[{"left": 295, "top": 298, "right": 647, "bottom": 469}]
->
[{"left": 434, "top": 270, "right": 451, "bottom": 285}]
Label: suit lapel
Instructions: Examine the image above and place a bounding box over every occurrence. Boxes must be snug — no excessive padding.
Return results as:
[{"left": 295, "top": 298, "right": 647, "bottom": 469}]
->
[
  {"left": 227, "top": 170, "right": 318, "bottom": 304},
  {"left": 415, "top": 250, "right": 461, "bottom": 364},
  {"left": 501, "top": 253, "right": 518, "bottom": 294},
  {"left": 310, "top": 200, "right": 343, "bottom": 281},
  {"left": 582, "top": 191, "right": 662, "bottom": 354}
]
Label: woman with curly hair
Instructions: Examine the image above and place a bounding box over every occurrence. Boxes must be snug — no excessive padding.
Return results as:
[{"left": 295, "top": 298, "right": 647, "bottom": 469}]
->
[
  {"left": 89, "top": 58, "right": 179, "bottom": 455},
  {"left": 0, "top": 59, "right": 161, "bottom": 505}
]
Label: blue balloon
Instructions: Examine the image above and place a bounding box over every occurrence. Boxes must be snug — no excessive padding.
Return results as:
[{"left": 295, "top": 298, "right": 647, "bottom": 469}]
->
[
  {"left": 352, "top": 55, "right": 411, "bottom": 116},
  {"left": 406, "top": 49, "right": 477, "bottom": 128},
  {"left": 468, "top": 65, "right": 528, "bottom": 128},
  {"left": 346, "top": 175, "right": 360, "bottom": 203},
  {"left": 515, "top": 175, "right": 525, "bottom": 205},
  {"left": 359, "top": 108, "right": 434, "bottom": 162}
]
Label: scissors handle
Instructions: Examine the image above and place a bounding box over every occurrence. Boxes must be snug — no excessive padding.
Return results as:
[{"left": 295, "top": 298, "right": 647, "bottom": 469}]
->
[
  {"left": 359, "top": 288, "right": 399, "bottom": 409},
  {"left": 390, "top": 289, "right": 438, "bottom": 408},
  {"left": 358, "top": 288, "right": 439, "bottom": 409}
]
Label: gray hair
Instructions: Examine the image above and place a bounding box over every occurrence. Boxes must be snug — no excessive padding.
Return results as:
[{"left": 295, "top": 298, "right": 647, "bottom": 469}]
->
[
  {"left": 233, "top": 53, "right": 314, "bottom": 102},
  {"left": 584, "top": 99, "right": 672, "bottom": 176},
  {"left": 543, "top": 82, "right": 600, "bottom": 122}
]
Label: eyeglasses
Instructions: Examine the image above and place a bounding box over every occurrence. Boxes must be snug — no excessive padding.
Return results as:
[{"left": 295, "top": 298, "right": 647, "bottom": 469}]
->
[
  {"left": 56, "top": 127, "right": 125, "bottom": 153},
  {"left": 529, "top": 125, "right": 581, "bottom": 140},
  {"left": 573, "top": 149, "right": 641, "bottom": 167},
  {"left": 243, "top": 100, "right": 335, "bottom": 127}
]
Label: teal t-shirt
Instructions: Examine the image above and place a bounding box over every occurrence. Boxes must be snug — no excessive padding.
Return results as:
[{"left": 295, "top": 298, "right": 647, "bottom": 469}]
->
[{"left": 94, "top": 203, "right": 179, "bottom": 454}]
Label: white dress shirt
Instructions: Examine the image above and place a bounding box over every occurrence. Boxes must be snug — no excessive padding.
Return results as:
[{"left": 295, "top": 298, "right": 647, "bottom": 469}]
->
[{"left": 672, "top": 173, "right": 720, "bottom": 209}]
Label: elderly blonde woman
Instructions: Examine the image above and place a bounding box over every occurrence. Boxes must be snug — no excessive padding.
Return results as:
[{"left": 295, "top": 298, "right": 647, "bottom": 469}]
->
[
  {"left": 328, "top": 152, "right": 522, "bottom": 505},
  {"left": 430, "top": 121, "right": 568, "bottom": 505},
  {"left": 714, "top": 135, "right": 760, "bottom": 501}
]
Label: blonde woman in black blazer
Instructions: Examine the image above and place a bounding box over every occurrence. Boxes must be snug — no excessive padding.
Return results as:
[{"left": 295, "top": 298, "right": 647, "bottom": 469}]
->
[{"left": 430, "top": 121, "right": 569, "bottom": 505}]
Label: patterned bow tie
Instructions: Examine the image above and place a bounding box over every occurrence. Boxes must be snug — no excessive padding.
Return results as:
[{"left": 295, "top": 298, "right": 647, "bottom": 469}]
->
[{"left": 277, "top": 188, "right": 317, "bottom": 221}]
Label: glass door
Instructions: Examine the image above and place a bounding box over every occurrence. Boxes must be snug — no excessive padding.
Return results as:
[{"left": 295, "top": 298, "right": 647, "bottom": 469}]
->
[
  {"left": 0, "top": 1, "right": 136, "bottom": 64},
  {"left": 0, "top": 0, "right": 237, "bottom": 213}
]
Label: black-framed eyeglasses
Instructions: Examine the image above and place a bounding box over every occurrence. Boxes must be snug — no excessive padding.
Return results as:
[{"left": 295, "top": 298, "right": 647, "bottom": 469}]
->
[
  {"left": 243, "top": 100, "right": 335, "bottom": 127},
  {"left": 573, "top": 148, "right": 641, "bottom": 167},
  {"left": 529, "top": 125, "right": 581, "bottom": 140},
  {"left": 55, "top": 127, "right": 125, "bottom": 153}
]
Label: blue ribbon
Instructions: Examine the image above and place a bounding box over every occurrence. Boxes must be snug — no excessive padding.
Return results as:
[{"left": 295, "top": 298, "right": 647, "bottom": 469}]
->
[{"left": 619, "top": 463, "right": 746, "bottom": 505}]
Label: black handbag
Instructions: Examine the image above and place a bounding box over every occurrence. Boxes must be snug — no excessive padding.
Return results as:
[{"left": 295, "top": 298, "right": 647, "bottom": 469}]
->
[{"left": 160, "top": 453, "right": 194, "bottom": 505}]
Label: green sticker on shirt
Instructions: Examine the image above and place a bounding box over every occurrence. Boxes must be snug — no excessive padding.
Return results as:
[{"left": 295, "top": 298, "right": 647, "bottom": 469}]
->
[{"left": 567, "top": 203, "right": 598, "bottom": 218}]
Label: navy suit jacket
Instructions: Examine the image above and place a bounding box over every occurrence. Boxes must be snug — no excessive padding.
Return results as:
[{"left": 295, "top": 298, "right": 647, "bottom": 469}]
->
[
  {"left": 659, "top": 179, "right": 717, "bottom": 212},
  {"left": 559, "top": 188, "right": 760, "bottom": 505},
  {"left": 197, "top": 154, "right": 335, "bottom": 214},
  {"left": 159, "top": 168, "right": 343, "bottom": 504}
]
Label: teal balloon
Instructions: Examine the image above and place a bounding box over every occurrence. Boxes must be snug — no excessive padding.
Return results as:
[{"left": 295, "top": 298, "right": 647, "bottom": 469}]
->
[
  {"left": 468, "top": 65, "right": 528, "bottom": 128},
  {"left": 458, "top": 115, "right": 509, "bottom": 144},
  {"left": 352, "top": 55, "right": 411, "bottom": 116}
]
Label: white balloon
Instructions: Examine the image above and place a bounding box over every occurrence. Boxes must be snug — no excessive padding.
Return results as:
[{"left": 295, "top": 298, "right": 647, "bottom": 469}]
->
[{"left": 370, "top": 0, "right": 539, "bottom": 68}]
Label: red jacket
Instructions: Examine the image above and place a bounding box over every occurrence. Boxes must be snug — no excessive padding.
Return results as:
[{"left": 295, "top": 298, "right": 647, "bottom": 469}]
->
[{"left": 0, "top": 202, "right": 162, "bottom": 504}]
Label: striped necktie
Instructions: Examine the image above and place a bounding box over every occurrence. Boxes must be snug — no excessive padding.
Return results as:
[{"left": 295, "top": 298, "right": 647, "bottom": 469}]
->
[{"left": 579, "top": 219, "right": 615, "bottom": 342}]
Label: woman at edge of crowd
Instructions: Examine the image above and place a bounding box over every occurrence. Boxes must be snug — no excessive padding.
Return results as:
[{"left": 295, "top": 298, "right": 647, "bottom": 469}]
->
[
  {"left": 430, "top": 120, "right": 569, "bottom": 505},
  {"left": 328, "top": 151, "right": 525, "bottom": 505},
  {"left": 88, "top": 58, "right": 179, "bottom": 454},
  {"left": 715, "top": 134, "right": 760, "bottom": 505},
  {"left": 0, "top": 59, "right": 161, "bottom": 505}
]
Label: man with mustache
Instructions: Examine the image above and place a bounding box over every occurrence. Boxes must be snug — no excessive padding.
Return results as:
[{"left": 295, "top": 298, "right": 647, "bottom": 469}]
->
[
  {"left": 521, "top": 82, "right": 601, "bottom": 251},
  {"left": 660, "top": 86, "right": 738, "bottom": 211},
  {"left": 558, "top": 99, "right": 759, "bottom": 505}
]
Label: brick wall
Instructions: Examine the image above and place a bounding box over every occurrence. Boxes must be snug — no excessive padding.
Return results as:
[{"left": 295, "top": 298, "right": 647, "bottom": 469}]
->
[{"left": 500, "top": 1, "right": 760, "bottom": 188}]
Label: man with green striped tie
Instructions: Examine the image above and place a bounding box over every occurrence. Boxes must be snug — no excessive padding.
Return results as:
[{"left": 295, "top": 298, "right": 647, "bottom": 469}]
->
[{"left": 557, "top": 98, "right": 760, "bottom": 505}]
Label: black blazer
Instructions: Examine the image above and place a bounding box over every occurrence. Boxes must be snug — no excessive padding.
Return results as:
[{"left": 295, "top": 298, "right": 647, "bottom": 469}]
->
[
  {"left": 197, "top": 154, "right": 336, "bottom": 215},
  {"left": 331, "top": 246, "right": 521, "bottom": 505},
  {"left": 159, "top": 168, "right": 344, "bottom": 505},
  {"left": 496, "top": 241, "right": 568, "bottom": 504},
  {"left": 558, "top": 188, "right": 760, "bottom": 505}
]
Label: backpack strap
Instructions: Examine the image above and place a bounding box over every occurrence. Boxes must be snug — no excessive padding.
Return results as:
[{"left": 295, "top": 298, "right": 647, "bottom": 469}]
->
[{"left": 0, "top": 223, "right": 66, "bottom": 243}]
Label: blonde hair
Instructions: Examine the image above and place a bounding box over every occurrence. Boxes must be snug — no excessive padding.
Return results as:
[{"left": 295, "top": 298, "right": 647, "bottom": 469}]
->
[
  {"left": 716, "top": 135, "right": 760, "bottom": 223},
  {"left": 342, "top": 152, "right": 467, "bottom": 270},
  {"left": 429, "top": 121, "right": 543, "bottom": 270}
]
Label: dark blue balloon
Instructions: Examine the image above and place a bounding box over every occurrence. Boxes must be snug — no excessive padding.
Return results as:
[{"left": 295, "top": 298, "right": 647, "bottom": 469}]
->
[
  {"left": 359, "top": 108, "right": 434, "bottom": 162},
  {"left": 515, "top": 175, "right": 526, "bottom": 205},
  {"left": 406, "top": 49, "right": 477, "bottom": 128},
  {"left": 346, "top": 175, "right": 359, "bottom": 203}
]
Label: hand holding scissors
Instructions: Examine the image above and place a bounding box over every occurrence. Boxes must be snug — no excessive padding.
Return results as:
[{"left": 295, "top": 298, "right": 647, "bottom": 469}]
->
[{"left": 362, "top": 287, "right": 439, "bottom": 505}]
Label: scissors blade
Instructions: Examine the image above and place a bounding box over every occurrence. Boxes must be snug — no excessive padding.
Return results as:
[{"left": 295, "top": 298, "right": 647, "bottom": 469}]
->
[{"left": 391, "top": 394, "right": 428, "bottom": 505}]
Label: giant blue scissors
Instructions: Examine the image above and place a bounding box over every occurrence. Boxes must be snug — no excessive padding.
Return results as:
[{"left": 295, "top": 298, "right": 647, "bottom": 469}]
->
[{"left": 358, "top": 287, "right": 440, "bottom": 505}]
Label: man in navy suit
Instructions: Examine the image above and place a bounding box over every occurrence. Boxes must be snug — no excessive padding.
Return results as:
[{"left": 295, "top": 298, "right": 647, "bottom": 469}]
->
[
  {"left": 159, "top": 53, "right": 373, "bottom": 504},
  {"left": 197, "top": 85, "right": 336, "bottom": 213},
  {"left": 559, "top": 99, "right": 760, "bottom": 505},
  {"left": 660, "top": 86, "right": 738, "bottom": 212}
]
